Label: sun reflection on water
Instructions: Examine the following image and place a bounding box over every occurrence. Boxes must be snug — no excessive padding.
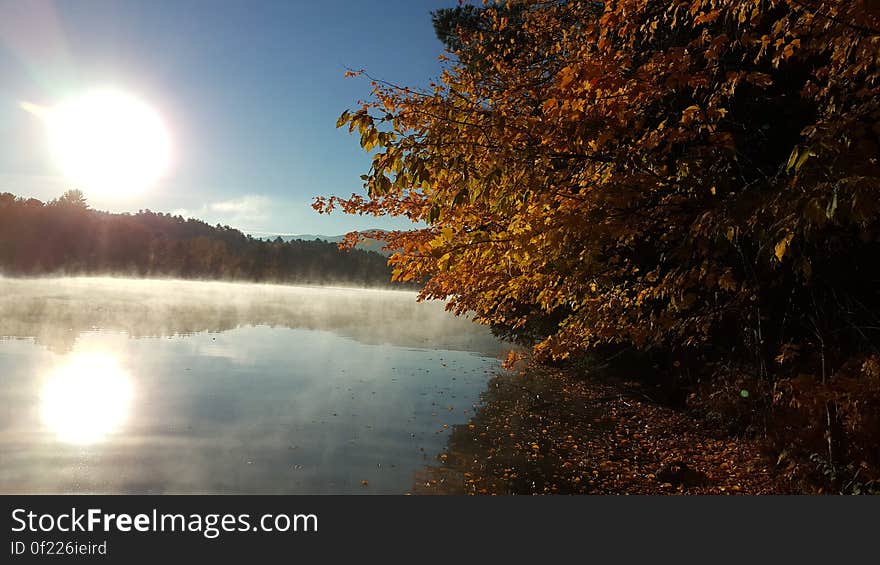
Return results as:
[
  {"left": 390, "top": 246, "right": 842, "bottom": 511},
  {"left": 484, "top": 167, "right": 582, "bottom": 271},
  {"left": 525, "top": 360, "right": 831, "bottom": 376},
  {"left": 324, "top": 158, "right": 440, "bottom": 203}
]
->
[{"left": 40, "top": 352, "right": 133, "bottom": 445}]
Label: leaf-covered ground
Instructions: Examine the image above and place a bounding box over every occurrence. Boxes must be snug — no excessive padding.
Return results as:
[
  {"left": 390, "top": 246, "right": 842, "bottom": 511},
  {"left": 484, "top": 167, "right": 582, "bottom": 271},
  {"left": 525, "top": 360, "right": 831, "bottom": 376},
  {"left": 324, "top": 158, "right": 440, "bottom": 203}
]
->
[{"left": 414, "top": 365, "right": 799, "bottom": 494}]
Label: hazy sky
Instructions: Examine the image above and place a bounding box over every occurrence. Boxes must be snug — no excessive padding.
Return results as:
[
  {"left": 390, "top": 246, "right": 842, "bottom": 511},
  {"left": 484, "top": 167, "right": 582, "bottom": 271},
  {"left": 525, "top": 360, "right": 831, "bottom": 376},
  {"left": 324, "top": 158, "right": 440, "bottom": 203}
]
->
[{"left": 0, "top": 0, "right": 457, "bottom": 235}]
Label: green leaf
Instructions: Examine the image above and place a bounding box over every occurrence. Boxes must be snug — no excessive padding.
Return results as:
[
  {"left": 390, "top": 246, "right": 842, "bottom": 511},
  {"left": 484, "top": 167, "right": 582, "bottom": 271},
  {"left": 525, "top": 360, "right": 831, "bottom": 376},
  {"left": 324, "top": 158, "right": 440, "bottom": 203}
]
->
[
  {"left": 786, "top": 147, "right": 799, "bottom": 172},
  {"left": 427, "top": 205, "right": 441, "bottom": 223},
  {"left": 825, "top": 189, "right": 838, "bottom": 219},
  {"left": 794, "top": 150, "right": 810, "bottom": 172}
]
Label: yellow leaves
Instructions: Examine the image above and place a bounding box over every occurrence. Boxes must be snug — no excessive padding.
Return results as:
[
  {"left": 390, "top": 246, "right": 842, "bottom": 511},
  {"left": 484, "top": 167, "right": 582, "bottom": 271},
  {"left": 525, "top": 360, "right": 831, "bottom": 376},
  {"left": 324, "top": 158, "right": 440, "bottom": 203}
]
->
[
  {"left": 429, "top": 227, "right": 454, "bottom": 249},
  {"left": 503, "top": 350, "right": 527, "bottom": 369},
  {"left": 861, "top": 355, "right": 880, "bottom": 381},
  {"left": 771, "top": 36, "right": 802, "bottom": 67},
  {"left": 786, "top": 147, "right": 799, "bottom": 171},
  {"left": 437, "top": 253, "right": 452, "bottom": 271},
  {"left": 361, "top": 129, "right": 380, "bottom": 152},
  {"left": 786, "top": 146, "right": 811, "bottom": 174},
  {"left": 570, "top": 98, "right": 588, "bottom": 113},
  {"left": 391, "top": 266, "right": 416, "bottom": 283},
  {"left": 774, "top": 233, "right": 794, "bottom": 262}
]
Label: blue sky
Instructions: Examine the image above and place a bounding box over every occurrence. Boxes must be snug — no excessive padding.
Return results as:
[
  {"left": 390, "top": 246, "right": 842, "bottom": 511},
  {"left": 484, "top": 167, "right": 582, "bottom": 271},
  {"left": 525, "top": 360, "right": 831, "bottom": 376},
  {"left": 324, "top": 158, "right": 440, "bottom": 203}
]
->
[{"left": 0, "top": 0, "right": 458, "bottom": 235}]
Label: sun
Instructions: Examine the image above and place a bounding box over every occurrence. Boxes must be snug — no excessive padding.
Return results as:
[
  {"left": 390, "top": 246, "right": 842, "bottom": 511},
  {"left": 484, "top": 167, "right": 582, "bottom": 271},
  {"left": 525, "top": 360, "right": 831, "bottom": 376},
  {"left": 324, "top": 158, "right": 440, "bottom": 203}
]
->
[{"left": 25, "top": 89, "right": 172, "bottom": 197}]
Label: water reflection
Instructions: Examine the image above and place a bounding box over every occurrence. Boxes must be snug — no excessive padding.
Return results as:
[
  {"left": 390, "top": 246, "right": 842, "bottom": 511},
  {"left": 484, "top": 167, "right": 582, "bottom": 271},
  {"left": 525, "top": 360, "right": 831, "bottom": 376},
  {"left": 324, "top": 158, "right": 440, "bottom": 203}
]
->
[
  {"left": 41, "top": 352, "right": 132, "bottom": 445},
  {"left": 0, "top": 277, "right": 508, "bottom": 494}
]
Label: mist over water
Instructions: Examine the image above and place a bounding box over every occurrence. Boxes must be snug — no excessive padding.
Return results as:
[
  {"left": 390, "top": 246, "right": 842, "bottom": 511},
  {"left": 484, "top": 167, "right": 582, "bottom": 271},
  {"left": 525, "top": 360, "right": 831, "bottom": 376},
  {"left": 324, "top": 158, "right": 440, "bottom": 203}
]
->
[{"left": 0, "top": 277, "right": 508, "bottom": 494}]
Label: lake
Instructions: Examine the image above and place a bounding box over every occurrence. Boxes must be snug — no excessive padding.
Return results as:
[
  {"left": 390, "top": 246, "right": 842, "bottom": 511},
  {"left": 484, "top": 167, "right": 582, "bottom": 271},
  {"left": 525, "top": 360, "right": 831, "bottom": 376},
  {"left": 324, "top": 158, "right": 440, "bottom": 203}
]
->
[{"left": 0, "top": 277, "right": 507, "bottom": 494}]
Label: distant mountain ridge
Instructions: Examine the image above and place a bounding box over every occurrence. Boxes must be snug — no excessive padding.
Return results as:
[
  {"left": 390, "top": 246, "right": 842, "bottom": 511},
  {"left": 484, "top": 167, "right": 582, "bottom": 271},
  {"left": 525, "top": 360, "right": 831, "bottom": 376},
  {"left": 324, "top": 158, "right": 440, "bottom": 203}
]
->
[{"left": 264, "top": 230, "right": 391, "bottom": 255}]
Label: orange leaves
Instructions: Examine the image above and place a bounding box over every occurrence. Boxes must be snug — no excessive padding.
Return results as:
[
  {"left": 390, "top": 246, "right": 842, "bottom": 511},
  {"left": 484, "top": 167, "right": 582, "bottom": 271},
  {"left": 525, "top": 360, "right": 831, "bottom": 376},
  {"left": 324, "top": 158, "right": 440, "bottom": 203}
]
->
[
  {"left": 557, "top": 65, "right": 578, "bottom": 90},
  {"left": 694, "top": 9, "right": 722, "bottom": 26},
  {"left": 718, "top": 270, "right": 739, "bottom": 292},
  {"left": 414, "top": 366, "right": 790, "bottom": 494},
  {"left": 680, "top": 104, "right": 702, "bottom": 125},
  {"left": 321, "top": 0, "right": 880, "bottom": 367},
  {"left": 782, "top": 38, "right": 801, "bottom": 61},
  {"left": 774, "top": 233, "right": 794, "bottom": 262}
]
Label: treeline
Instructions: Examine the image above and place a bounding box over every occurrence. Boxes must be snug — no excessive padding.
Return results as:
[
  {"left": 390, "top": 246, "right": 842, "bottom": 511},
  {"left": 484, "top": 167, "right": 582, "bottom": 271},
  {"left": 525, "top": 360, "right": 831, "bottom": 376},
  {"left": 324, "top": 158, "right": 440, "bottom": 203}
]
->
[
  {"left": 325, "top": 1, "right": 880, "bottom": 492},
  {"left": 0, "top": 191, "right": 394, "bottom": 286}
]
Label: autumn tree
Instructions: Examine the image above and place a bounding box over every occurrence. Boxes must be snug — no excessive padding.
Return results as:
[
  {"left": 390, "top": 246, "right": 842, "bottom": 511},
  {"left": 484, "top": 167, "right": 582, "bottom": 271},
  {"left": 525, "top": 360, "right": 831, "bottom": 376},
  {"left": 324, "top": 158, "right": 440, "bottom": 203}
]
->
[{"left": 319, "top": 0, "right": 880, "bottom": 482}]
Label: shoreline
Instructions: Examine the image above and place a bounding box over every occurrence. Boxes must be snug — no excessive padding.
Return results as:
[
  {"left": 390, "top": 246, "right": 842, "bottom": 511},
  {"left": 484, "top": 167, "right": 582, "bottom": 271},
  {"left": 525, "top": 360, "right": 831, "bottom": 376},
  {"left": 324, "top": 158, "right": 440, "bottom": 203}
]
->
[{"left": 416, "top": 364, "right": 803, "bottom": 495}]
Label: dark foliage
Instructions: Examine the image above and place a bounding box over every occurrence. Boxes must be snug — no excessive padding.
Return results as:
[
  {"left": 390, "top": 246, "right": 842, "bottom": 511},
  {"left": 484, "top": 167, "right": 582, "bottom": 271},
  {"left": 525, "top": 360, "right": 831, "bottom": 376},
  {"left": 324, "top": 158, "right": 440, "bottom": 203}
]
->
[{"left": 0, "top": 191, "right": 395, "bottom": 286}]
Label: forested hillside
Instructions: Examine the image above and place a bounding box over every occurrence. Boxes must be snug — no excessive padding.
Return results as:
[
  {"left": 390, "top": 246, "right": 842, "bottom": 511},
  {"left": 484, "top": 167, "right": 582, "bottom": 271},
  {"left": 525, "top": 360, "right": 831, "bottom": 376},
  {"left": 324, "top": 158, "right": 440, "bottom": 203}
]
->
[{"left": 0, "top": 190, "right": 393, "bottom": 286}]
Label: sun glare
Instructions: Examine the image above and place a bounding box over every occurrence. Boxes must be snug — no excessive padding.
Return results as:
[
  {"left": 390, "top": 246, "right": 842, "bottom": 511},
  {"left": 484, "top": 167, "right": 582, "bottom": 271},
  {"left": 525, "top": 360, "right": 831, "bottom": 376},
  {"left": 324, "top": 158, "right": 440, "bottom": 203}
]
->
[
  {"left": 27, "top": 89, "right": 172, "bottom": 197},
  {"left": 40, "top": 352, "right": 134, "bottom": 445}
]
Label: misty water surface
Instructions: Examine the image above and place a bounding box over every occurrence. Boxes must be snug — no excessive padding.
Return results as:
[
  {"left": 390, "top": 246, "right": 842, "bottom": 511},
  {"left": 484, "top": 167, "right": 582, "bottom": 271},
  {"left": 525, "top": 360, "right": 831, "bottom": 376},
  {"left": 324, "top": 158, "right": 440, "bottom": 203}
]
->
[{"left": 0, "top": 277, "right": 507, "bottom": 494}]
